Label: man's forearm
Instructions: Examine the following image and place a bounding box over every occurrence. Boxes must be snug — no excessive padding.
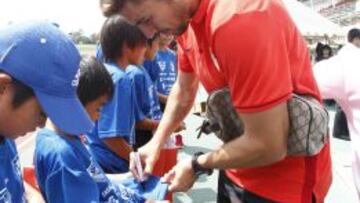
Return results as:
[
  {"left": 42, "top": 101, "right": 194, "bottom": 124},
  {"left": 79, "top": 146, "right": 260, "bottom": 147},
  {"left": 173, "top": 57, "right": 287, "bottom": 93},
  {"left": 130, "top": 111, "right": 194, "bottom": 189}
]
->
[
  {"left": 198, "top": 134, "right": 287, "bottom": 170},
  {"left": 198, "top": 102, "right": 289, "bottom": 170},
  {"left": 152, "top": 83, "right": 197, "bottom": 146}
]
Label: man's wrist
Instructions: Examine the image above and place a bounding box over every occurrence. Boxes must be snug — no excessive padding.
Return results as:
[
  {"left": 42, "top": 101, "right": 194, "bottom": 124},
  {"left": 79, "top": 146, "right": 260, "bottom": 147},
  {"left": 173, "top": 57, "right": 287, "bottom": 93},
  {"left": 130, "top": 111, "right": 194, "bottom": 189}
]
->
[
  {"left": 197, "top": 153, "right": 210, "bottom": 168},
  {"left": 192, "top": 152, "right": 213, "bottom": 177}
]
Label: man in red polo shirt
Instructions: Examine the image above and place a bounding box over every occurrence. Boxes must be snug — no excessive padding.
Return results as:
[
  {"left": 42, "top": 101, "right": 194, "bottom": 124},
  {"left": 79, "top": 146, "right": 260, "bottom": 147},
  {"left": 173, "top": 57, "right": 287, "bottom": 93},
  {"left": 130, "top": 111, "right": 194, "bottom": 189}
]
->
[{"left": 99, "top": 0, "right": 332, "bottom": 202}]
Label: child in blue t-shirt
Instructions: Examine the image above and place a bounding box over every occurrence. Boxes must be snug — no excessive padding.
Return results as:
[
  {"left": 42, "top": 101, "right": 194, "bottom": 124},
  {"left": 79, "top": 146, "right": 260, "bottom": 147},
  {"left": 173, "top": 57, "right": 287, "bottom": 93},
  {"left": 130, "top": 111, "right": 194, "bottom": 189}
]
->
[
  {"left": 87, "top": 15, "right": 161, "bottom": 173},
  {"left": 0, "top": 21, "right": 94, "bottom": 203},
  {"left": 34, "top": 56, "right": 168, "bottom": 203},
  {"left": 127, "top": 35, "right": 163, "bottom": 148},
  {"left": 155, "top": 35, "right": 178, "bottom": 112}
]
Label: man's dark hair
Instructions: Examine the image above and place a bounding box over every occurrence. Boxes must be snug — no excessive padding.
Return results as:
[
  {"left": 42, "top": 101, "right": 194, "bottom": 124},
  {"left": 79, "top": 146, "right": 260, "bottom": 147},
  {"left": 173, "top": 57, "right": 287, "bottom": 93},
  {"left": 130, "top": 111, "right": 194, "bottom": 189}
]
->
[
  {"left": 77, "top": 55, "right": 114, "bottom": 106},
  {"left": 0, "top": 70, "right": 35, "bottom": 109},
  {"left": 347, "top": 28, "right": 360, "bottom": 43},
  {"left": 100, "top": 15, "right": 146, "bottom": 62},
  {"left": 100, "top": 0, "right": 142, "bottom": 17}
]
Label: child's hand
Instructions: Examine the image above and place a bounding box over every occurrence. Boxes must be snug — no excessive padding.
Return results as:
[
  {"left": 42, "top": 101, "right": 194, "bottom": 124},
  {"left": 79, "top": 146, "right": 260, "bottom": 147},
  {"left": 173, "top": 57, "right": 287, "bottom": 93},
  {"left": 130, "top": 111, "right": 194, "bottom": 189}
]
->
[{"left": 106, "top": 172, "right": 133, "bottom": 183}]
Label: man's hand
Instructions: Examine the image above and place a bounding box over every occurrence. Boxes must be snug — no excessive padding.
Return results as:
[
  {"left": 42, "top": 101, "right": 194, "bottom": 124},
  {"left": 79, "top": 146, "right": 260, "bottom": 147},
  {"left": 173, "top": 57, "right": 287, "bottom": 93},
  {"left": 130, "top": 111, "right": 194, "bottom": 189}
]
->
[
  {"left": 129, "top": 140, "right": 162, "bottom": 180},
  {"left": 161, "top": 159, "right": 196, "bottom": 192}
]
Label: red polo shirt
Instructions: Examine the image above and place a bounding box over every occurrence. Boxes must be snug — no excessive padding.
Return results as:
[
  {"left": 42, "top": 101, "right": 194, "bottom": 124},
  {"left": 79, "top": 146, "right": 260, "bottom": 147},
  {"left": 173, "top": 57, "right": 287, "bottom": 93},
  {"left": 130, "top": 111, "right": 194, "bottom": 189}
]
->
[{"left": 177, "top": 0, "right": 332, "bottom": 202}]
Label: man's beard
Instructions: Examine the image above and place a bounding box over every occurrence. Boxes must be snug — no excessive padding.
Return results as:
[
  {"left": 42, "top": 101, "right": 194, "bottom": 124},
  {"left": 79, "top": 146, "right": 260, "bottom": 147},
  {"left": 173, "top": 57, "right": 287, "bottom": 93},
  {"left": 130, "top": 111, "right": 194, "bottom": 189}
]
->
[{"left": 173, "top": 22, "right": 189, "bottom": 36}]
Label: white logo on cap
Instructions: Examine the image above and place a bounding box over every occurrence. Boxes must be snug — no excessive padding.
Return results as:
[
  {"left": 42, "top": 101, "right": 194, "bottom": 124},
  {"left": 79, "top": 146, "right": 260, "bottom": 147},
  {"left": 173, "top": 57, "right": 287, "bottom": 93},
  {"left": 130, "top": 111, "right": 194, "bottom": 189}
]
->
[
  {"left": 72, "top": 69, "right": 80, "bottom": 87},
  {"left": 40, "top": 38, "right": 47, "bottom": 44}
]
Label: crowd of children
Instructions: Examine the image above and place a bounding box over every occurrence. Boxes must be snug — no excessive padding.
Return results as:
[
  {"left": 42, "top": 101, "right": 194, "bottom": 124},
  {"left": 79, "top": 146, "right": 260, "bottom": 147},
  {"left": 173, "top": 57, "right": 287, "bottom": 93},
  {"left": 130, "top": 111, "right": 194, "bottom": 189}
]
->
[{"left": 0, "top": 13, "right": 180, "bottom": 203}]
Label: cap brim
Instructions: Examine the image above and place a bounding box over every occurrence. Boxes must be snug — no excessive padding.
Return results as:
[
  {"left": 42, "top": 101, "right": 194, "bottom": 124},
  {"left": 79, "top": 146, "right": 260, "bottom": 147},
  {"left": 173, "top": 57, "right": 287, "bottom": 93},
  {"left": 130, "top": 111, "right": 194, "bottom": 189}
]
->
[{"left": 35, "top": 91, "right": 94, "bottom": 135}]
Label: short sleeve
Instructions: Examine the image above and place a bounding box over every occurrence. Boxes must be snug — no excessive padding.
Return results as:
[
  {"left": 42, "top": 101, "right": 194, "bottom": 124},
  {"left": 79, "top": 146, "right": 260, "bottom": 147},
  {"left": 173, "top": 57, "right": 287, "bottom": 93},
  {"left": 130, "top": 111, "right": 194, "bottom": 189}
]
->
[
  {"left": 131, "top": 71, "right": 150, "bottom": 119},
  {"left": 97, "top": 77, "right": 135, "bottom": 139},
  {"left": 177, "top": 36, "right": 194, "bottom": 73},
  {"left": 213, "top": 12, "right": 293, "bottom": 113},
  {"left": 132, "top": 81, "right": 146, "bottom": 122},
  {"left": 313, "top": 56, "right": 345, "bottom": 100},
  {"left": 44, "top": 166, "right": 99, "bottom": 203},
  {"left": 143, "top": 60, "right": 160, "bottom": 83}
]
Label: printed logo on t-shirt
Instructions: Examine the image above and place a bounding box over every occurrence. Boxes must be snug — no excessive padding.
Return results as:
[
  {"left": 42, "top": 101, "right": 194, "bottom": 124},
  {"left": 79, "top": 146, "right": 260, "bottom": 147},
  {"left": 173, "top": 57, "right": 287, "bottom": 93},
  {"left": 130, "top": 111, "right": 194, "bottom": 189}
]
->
[
  {"left": 101, "top": 184, "right": 121, "bottom": 203},
  {"left": 87, "top": 158, "right": 107, "bottom": 183},
  {"left": 0, "top": 187, "right": 12, "bottom": 203},
  {"left": 148, "top": 85, "right": 154, "bottom": 101},
  {"left": 11, "top": 156, "right": 21, "bottom": 179},
  {"left": 118, "top": 185, "right": 138, "bottom": 202},
  {"left": 72, "top": 69, "right": 81, "bottom": 87},
  {"left": 158, "top": 61, "right": 166, "bottom": 71},
  {"left": 106, "top": 196, "right": 120, "bottom": 203},
  {"left": 170, "top": 62, "right": 175, "bottom": 72}
]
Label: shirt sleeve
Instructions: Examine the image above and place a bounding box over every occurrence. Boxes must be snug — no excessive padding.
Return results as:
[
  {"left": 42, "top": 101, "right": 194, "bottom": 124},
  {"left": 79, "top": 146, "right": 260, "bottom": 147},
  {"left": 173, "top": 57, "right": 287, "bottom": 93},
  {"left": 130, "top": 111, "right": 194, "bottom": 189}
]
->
[
  {"left": 212, "top": 12, "right": 293, "bottom": 113},
  {"left": 132, "top": 71, "right": 149, "bottom": 120},
  {"left": 144, "top": 60, "right": 160, "bottom": 83},
  {"left": 177, "top": 36, "right": 194, "bottom": 73},
  {"left": 134, "top": 101, "right": 145, "bottom": 122},
  {"left": 44, "top": 166, "right": 100, "bottom": 203},
  {"left": 313, "top": 56, "right": 346, "bottom": 101},
  {"left": 97, "top": 77, "right": 134, "bottom": 139}
]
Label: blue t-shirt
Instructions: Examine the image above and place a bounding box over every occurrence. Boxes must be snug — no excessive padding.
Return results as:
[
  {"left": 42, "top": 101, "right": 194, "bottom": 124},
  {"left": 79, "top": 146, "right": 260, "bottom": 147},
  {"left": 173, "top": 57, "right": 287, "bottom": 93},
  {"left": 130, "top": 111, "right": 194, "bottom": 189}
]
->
[
  {"left": 34, "top": 128, "right": 146, "bottom": 203},
  {"left": 143, "top": 59, "right": 160, "bottom": 84},
  {"left": 0, "top": 138, "right": 26, "bottom": 203},
  {"left": 156, "top": 48, "right": 177, "bottom": 96},
  {"left": 126, "top": 65, "right": 163, "bottom": 121},
  {"left": 87, "top": 62, "right": 145, "bottom": 173}
]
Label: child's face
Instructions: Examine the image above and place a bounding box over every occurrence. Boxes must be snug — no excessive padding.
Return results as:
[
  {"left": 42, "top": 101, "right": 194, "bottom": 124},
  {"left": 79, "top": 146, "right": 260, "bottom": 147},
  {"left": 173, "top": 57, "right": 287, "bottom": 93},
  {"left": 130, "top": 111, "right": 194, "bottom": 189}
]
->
[
  {"left": 159, "top": 34, "right": 173, "bottom": 48},
  {"left": 322, "top": 49, "right": 330, "bottom": 59},
  {"left": 127, "top": 45, "right": 147, "bottom": 65},
  {"left": 0, "top": 78, "right": 46, "bottom": 139},
  {"left": 85, "top": 95, "right": 109, "bottom": 122}
]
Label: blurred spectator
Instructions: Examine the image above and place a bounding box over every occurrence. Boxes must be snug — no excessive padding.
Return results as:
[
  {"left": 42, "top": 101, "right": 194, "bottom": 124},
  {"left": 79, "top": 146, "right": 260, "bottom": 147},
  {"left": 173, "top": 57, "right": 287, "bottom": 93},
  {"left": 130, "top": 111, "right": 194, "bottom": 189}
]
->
[
  {"left": 314, "top": 28, "right": 360, "bottom": 197},
  {"left": 347, "top": 28, "right": 360, "bottom": 48},
  {"left": 315, "top": 43, "right": 333, "bottom": 62}
]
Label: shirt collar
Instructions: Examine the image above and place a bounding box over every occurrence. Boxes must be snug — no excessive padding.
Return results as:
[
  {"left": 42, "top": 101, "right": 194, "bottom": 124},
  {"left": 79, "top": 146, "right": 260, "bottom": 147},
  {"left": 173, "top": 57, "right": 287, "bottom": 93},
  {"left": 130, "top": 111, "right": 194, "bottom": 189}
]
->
[{"left": 191, "top": 0, "right": 211, "bottom": 24}]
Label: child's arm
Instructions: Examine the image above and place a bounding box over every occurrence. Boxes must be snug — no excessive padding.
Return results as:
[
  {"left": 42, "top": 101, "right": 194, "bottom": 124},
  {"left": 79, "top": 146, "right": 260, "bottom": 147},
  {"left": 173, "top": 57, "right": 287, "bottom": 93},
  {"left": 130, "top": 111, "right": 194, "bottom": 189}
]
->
[
  {"left": 136, "top": 118, "right": 159, "bottom": 131},
  {"left": 157, "top": 93, "right": 168, "bottom": 104},
  {"left": 107, "top": 172, "right": 133, "bottom": 183},
  {"left": 103, "top": 137, "right": 134, "bottom": 161}
]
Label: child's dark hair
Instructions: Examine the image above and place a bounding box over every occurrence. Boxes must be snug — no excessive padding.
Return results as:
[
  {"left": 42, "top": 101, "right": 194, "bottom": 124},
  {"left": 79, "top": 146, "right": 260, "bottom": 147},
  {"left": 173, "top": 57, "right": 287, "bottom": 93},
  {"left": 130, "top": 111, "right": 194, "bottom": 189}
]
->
[
  {"left": 0, "top": 70, "right": 35, "bottom": 109},
  {"left": 100, "top": 15, "right": 147, "bottom": 62},
  {"left": 12, "top": 79, "right": 34, "bottom": 108},
  {"left": 77, "top": 55, "right": 114, "bottom": 105},
  {"left": 347, "top": 28, "right": 360, "bottom": 43}
]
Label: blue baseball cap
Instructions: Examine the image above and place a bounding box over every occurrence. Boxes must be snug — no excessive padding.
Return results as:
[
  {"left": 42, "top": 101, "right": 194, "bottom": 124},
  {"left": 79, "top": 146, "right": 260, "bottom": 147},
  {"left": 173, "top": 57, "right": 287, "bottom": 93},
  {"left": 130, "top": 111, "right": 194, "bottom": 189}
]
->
[{"left": 0, "top": 21, "right": 93, "bottom": 135}]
